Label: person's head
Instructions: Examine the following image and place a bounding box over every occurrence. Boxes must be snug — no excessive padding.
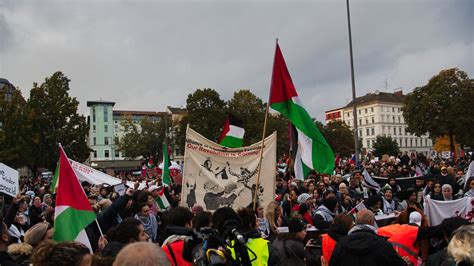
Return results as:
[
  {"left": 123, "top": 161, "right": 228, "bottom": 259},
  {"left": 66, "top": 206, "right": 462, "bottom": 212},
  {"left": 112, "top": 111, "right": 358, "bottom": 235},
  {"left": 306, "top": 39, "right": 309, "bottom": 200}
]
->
[
  {"left": 442, "top": 184, "right": 453, "bottom": 199},
  {"left": 0, "top": 218, "right": 8, "bottom": 248},
  {"left": 288, "top": 218, "right": 307, "bottom": 240},
  {"left": 114, "top": 242, "right": 171, "bottom": 266},
  {"left": 289, "top": 190, "right": 297, "bottom": 202},
  {"left": 148, "top": 185, "right": 161, "bottom": 198},
  {"left": 407, "top": 188, "right": 417, "bottom": 203},
  {"left": 441, "top": 216, "right": 470, "bottom": 241},
  {"left": 306, "top": 181, "right": 315, "bottom": 192},
  {"left": 237, "top": 207, "right": 257, "bottom": 232},
  {"left": 447, "top": 224, "right": 474, "bottom": 265},
  {"left": 388, "top": 176, "right": 397, "bottom": 186},
  {"left": 456, "top": 170, "right": 464, "bottom": 178},
  {"left": 31, "top": 241, "right": 91, "bottom": 266},
  {"left": 138, "top": 203, "right": 151, "bottom": 218},
  {"left": 415, "top": 177, "right": 424, "bottom": 188},
  {"left": 330, "top": 214, "right": 353, "bottom": 235},
  {"left": 367, "top": 195, "right": 382, "bottom": 212},
  {"left": 322, "top": 197, "right": 338, "bottom": 213},
  {"left": 212, "top": 207, "right": 241, "bottom": 235},
  {"left": 265, "top": 201, "right": 281, "bottom": 224},
  {"left": 192, "top": 211, "right": 212, "bottom": 231},
  {"left": 383, "top": 188, "right": 393, "bottom": 200},
  {"left": 100, "top": 187, "right": 109, "bottom": 196},
  {"left": 113, "top": 217, "right": 149, "bottom": 243},
  {"left": 297, "top": 193, "right": 312, "bottom": 205},
  {"left": 408, "top": 211, "right": 422, "bottom": 227},
  {"left": 338, "top": 183, "right": 348, "bottom": 195},
  {"left": 323, "top": 176, "right": 330, "bottom": 186},
  {"left": 168, "top": 206, "right": 193, "bottom": 228},
  {"left": 441, "top": 166, "right": 448, "bottom": 175},
  {"left": 24, "top": 222, "right": 53, "bottom": 247},
  {"left": 433, "top": 182, "right": 442, "bottom": 193},
  {"left": 341, "top": 194, "right": 352, "bottom": 205},
  {"left": 469, "top": 177, "right": 474, "bottom": 190},
  {"left": 33, "top": 196, "right": 42, "bottom": 207},
  {"left": 43, "top": 194, "right": 53, "bottom": 205},
  {"left": 355, "top": 209, "right": 375, "bottom": 225}
]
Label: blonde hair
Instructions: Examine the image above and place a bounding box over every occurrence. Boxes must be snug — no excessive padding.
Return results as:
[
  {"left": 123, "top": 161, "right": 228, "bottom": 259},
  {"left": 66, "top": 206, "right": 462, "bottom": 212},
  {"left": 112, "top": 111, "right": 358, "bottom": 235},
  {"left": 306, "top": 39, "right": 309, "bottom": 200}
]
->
[
  {"left": 265, "top": 201, "right": 280, "bottom": 232},
  {"left": 447, "top": 224, "right": 474, "bottom": 264}
]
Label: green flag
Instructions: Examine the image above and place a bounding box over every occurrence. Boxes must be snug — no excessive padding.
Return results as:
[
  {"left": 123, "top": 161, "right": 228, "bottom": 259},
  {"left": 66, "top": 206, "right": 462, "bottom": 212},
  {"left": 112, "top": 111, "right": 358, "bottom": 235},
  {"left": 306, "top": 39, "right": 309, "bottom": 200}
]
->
[
  {"left": 51, "top": 161, "right": 59, "bottom": 193},
  {"left": 162, "top": 143, "right": 170, "bottom": 186}
]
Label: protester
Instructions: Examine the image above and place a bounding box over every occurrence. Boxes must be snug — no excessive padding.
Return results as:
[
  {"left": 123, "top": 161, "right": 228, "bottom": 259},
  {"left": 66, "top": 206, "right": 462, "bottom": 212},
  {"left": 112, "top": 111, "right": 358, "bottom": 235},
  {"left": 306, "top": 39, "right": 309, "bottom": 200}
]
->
[
  {"left": 134, "top": 203, "right": 158, "bottom": 242},
  {"left": 318, "top": 214, "right": 353, "bottom": 266},
  {"left": 464, "top": 177, "right": 474, "bottom": 197},
  {"left": 446, "top": 224, "right": 473, "bottom": 266},
  {"left": 441, "top": 184, "right": 455, "bottom": 201},
  {"left": 161, "top": 207, "right": 193, "bottom": 266},
  {"left": 0, "top": 218, "right": 17, "bottom": 266},
  {"left": 31, "top": 241, "right": 92, "bottom": 266},
  {"left": 429, "top": 182, "right": 444, "bottom": 200},
  {"left": 329, "top": 209, "right": 406, "bottom": 266},
  {"left": 265, "top": 201, "right": 285, "bottom": 239},
  {"left": 272, "top": 218, "right": 307, "bottom": 266},
  {"left": 313, "top": 197, "right": 337, "bottom": 230},
  {"left": 101, "top": 217, "right": 150, "bottom": 257}
]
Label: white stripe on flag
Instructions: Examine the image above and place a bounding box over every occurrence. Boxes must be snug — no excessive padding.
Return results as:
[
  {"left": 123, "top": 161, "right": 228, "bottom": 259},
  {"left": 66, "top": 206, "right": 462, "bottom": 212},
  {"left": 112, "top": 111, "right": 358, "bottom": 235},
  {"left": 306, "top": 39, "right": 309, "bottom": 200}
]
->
[
  {"left": 296, "top": 128, "right": 314, "bottom": 169},
  {"left": 294, "top": 146, "right": 304, "bottom": 180},
  {"left": 363, "top": 169, "right": 380, "bottom": 189},
  {"left": 227, "top": 125, "right": 245, "bottom": 139},
  {"left": 75, "top": 228, "right": 93, "bottom": 253}
]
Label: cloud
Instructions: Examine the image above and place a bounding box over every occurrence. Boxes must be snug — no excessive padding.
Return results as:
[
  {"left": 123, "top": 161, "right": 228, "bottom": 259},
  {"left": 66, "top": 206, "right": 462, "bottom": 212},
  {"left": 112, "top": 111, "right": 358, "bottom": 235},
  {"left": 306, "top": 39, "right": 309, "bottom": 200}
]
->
[{"left": 0, "top": 0, "right": 472, "bottom": 122}]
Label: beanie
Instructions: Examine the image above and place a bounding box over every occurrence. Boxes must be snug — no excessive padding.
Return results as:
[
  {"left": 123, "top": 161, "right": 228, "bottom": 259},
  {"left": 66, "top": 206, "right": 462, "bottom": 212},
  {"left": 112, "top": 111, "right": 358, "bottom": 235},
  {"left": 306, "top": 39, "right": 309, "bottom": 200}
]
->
[{"left": 288, "top": 218, "right": 306, "bottom": 233}]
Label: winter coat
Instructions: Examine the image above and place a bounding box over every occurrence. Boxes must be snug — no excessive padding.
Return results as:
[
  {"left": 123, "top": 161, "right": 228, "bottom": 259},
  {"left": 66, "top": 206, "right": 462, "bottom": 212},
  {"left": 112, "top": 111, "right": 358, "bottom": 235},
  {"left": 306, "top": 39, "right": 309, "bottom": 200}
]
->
[
  {"left": 272, "top": 236, "right": 305, "bottom": 266},
  {"left": 329, "top": 225, "right": 406, "bottom": 266}
]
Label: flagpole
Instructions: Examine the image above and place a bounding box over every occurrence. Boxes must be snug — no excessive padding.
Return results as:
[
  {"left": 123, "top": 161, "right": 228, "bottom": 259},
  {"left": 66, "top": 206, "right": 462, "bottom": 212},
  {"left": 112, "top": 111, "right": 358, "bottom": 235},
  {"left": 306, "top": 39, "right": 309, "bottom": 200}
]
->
[
  {"left": 253, "top": 102, "right": 270, "bottom": 210},
  {"left": 95, "top": 219, "right": 104, "bottom": 237}
]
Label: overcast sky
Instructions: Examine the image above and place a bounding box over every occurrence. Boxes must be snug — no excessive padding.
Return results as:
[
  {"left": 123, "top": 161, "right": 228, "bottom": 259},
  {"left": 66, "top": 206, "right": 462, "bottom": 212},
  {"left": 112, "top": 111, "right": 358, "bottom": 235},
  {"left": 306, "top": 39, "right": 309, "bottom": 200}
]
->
[{"left": 1, "top": 0, "right": 472, "bottom": 122}]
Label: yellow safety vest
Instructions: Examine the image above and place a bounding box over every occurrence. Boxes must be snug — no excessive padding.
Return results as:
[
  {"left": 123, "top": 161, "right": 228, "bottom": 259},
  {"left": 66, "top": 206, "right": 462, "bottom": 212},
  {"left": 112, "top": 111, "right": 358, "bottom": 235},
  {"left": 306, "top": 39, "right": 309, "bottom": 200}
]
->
[{"left": 229, "top": 237, "right": 270, "bottom": 266}]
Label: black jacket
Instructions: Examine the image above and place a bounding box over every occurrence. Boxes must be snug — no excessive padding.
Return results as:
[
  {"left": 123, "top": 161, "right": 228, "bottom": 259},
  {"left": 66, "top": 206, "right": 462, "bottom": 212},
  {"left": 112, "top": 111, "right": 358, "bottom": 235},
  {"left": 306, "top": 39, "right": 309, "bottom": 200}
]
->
[
  {"left": 0, "top": 251, "right": 19, "bottom": 266},
  {"left": 272, "top": 236, "right": 305, "bottom": 266},
  {"left": 329, "top": 228, "right": 407, "bottom": 266}
]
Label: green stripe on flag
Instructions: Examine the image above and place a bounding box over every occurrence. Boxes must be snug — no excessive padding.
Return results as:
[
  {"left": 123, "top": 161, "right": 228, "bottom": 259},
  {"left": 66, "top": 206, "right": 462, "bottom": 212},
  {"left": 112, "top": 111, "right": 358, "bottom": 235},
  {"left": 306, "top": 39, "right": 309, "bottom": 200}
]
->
[
  {"left": 53, "top": 208, "right": 96, "bottom": 242},
  {"left": 156, "top": 195, "right": 170, "bottom": 209},
  {"left": 220, "top": 135, "right": 243, "bottom": 148},
  {"left": 162, "top": 143, "right": 170, "bottom": 185},
  {"left": 271, "top": 100, "right": 334, "bottom": 175}
]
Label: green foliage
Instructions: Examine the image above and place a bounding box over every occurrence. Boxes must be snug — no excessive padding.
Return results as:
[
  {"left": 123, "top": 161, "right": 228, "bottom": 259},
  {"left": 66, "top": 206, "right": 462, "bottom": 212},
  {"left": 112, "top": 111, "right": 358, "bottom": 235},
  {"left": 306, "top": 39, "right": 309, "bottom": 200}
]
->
[
  {"left": 403, "top": 68, "right": 474, "bottom": 150},
  {"left": 117, "top": 115, "right": 169, "bottom": 159},
  {"left": 325, "top": 120, "right": 361, "bottom": 157},
  {"left": 26, "top": 71, "right": 90, "bottom": 171},
  {"left": 0, "top": 88, "right": 31, "bottom": 168},
  {"left": 186, "top": 88, "right": 227, "bottom": 141},
  {"left": 372, "top": 135, "right": 400, "bottom": 157}
]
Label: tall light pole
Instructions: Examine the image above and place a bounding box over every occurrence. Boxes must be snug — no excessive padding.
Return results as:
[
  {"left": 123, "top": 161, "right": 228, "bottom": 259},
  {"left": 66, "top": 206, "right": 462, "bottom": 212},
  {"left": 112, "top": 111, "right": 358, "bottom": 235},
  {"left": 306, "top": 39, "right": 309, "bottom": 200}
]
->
[{"left": 346, "top": 0, "right": 359, "bottom": 165}]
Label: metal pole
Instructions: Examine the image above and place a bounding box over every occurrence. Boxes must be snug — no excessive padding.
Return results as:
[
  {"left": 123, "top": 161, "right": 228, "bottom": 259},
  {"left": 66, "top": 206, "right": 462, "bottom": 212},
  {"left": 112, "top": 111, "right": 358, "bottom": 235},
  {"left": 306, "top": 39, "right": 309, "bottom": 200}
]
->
[{"left": 346, "top": 0, "right": 359, "bottom": 165}]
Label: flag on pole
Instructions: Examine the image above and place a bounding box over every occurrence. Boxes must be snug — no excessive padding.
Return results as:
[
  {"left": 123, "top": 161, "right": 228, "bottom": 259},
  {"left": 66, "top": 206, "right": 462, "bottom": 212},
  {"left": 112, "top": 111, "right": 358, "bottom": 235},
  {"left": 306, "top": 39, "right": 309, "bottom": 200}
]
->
[
  {"left": 362, "top": 169, "right": 381, "bottom": 189},
  {"left": 53, "top": 145, "right": 96, "bottom": 251},
  {"left": 156, "top": 187, "right": 170, "bottom": 209},
  {"left": 162, "top": 142, "right": 171, "bottom": 186},
  {"left": 218, "top": 114, "right": 245, "bottom": 148},
  {"left": 51, "top": 161, "right": 59, "bottom": 194},
  {"left": 269, "top": 42, "right": 335, "bottom": 178}
]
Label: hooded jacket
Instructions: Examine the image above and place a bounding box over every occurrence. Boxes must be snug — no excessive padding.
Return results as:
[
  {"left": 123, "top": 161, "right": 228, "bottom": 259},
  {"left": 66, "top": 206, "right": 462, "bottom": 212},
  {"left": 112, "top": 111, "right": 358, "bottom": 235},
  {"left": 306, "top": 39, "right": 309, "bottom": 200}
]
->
[{"left": 329, "top": 224, "right": 406, "bottom": 266}]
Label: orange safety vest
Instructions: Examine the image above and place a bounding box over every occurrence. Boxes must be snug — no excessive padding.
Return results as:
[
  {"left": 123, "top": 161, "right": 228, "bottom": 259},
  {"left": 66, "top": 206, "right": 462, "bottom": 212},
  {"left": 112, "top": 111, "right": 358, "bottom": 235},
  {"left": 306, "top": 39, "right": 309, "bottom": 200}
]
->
[
  {"left": 378, "top": 224, "right": 420, "bottom": 266},
  {"left": 321, "top": 233, "right": 337, "bottom": 264}
]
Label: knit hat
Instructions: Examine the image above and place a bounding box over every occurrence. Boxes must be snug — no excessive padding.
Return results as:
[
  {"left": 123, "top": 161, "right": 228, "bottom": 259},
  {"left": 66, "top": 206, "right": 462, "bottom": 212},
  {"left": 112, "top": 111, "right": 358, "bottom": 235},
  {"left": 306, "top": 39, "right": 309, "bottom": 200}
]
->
[
  {"left": 24, "top": 222, "right": 50, "bottom": 246},
  {"left": 289, "top": 218, "right": 306, "bottom": 233},
  {"left": 297, "top": 193, "right": 311, "bottom": 204},
  {"left": 380, "top": 184, "right": 392, "bottom": 194}
]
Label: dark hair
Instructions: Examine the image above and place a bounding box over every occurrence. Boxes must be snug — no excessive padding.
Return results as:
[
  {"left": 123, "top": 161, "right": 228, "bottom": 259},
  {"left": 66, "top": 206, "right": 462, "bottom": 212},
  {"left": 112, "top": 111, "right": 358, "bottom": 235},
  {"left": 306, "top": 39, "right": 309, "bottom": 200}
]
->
[
  {"left": 137, "top": 203, "right": 148, "bottom": 213},
  {"left": 168, "top": 207, "right": 193, "bottom": 227},
  {"left": 441, "top": 217, "right": 470, "bottom": 239},
  {"left": 110, "top": 217, "right": 142, "bottom": 243},
  {"left": 31, "top": 240, "right": 90, "bottom": 266},
  {"left": 192, "top": 211, "right": 212, "bottom": 231},
  {"left": 237, "top": 207, "right": 256, "bottom": 232},
  {"left": 366, "top": 194, "right": 382, "bottom": 208},
  {"left": 212, "top": 207, "right": 241, "bottom": 234}
]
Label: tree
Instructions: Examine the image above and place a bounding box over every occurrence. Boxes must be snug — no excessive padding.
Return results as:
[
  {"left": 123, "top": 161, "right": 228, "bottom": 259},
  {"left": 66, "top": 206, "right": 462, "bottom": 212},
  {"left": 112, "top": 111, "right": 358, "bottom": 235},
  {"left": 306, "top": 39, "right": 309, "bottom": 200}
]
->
[
  {"left": 372, "top": 136, "right": 400, "bottom": 157},
  {"left": 0, "top": 88, "right": 32, "bottom": 168},
  {"left": 325, "top": 120, "right": 361, "bottom": 157},
  {"left": 117, "top": 115, "right": 169, "bottom": 160},
  {"left": 186, "top": 88, "right": 227, "bottom": 141},
  {"left": 403, "top": 68, "right": 474, "bottom": 153},
  {"left": 27, "top": 71, "right": 89, "bottom": 171}
]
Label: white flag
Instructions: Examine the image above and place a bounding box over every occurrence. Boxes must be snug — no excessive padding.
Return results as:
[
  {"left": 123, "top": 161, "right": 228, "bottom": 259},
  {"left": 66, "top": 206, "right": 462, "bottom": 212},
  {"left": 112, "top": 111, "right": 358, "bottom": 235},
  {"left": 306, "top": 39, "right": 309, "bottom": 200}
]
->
[{"left": 424, "top": 196, "right": 473, "bottom": 226}]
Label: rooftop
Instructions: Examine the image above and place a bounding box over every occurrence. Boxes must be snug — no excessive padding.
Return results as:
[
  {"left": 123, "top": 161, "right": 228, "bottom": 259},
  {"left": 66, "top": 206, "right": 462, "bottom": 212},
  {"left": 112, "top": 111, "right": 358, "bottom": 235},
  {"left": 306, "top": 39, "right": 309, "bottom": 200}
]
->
[
  {"left": 87, "top": 100, "right": 116, "bottom": 107},
  {"left": 113, "top": 110, "right": 167, "bottom": 116},
  {"left": 344, "top": 90, "right": 404, "bottom": 108},
  {"left": 167, "top": 106, "right": 187, "bottom": 114}
]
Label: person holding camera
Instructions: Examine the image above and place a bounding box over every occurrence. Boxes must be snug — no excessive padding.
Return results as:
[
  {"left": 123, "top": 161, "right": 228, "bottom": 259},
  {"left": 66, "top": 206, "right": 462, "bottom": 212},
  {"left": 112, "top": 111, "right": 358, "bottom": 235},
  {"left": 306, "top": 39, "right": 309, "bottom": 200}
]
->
[
  {"left": 161, "top": 207, "right": 194, "bottom": 266},
  {"left": 272, "top": 218, "right": 307, "bottom": 266}
]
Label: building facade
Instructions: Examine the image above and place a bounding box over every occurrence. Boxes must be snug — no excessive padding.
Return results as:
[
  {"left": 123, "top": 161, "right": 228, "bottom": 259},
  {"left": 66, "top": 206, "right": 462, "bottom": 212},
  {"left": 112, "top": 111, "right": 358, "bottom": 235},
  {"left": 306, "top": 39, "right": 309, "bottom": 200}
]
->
[
  {"left": 87, "top": 101, "right": 186, "bottom": 172},
  {"left": 325, "top": 90, "right": 433, "bottom": 154}
]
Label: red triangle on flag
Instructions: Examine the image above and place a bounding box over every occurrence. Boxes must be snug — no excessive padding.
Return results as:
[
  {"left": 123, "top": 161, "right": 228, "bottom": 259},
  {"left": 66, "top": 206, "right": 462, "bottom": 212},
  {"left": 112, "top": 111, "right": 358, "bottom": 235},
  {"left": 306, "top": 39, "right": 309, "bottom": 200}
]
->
[{"left": 56, "top": 146, "right": 93, "bottom": 212}]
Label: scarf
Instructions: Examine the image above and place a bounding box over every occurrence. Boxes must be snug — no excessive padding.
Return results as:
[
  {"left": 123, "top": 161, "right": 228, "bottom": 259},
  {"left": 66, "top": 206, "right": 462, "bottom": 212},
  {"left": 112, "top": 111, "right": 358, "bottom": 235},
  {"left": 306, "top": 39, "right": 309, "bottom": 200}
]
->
[
  {"left": 134, "top": 214, "right": 158, "bottom": 240},
  {"left": 348, "top": 223, "right": 378, "bottom": 235},
  {"left": 382, "top": 197, "right": 396, "bottom": 213},
  {"left": 314, "top": 205, "right": 335, "bottom": 223}
]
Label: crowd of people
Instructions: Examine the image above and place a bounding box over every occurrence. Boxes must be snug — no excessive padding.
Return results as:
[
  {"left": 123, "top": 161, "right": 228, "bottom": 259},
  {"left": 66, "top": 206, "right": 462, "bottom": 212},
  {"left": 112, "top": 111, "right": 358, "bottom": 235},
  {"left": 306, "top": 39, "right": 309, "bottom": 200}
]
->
[{"left": 0, "top": 151, "right": 473, "bottom": 266}]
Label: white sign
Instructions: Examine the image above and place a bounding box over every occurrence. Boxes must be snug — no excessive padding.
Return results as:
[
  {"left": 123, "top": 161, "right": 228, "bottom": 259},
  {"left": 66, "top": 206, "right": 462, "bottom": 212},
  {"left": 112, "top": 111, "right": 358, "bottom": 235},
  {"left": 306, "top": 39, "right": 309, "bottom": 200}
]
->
[
  {"left": 181, "top": 127, "right": 276, "bottom": 211},
  {"left": 0, "top": 163, "right": 20, "bottom": 197},
  {"left": 424, "top": 196, "right": 473, "bottom": 226},
  {"left": 114, "top": 183, "right": 126, "bottom": 196}
]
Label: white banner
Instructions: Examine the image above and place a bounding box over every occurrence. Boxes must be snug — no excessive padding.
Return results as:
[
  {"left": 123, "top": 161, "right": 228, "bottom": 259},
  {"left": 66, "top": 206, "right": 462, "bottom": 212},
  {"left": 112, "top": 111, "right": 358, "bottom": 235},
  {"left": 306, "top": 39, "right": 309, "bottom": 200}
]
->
[
  {"left": 69, "top": 159, "right": 136, "bottom": 188},
  {"left": 0, "top": 163, "right": 19, "bottom": 197},
  {"left": 424, "top": 196, "right": 473, "bottom": 226},
  {"left": 181, "top": 127, "right": 276, "bottom": 211}
]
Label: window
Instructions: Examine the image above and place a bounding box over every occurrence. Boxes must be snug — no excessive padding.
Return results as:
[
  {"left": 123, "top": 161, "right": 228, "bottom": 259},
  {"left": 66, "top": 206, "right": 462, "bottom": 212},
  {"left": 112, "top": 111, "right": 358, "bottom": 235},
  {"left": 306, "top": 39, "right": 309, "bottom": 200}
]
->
[
  {"left": 381, "top": 115, "right": 384, "bottom": 122},
  {"left": 367, "top": 140, "right": 370, "bottom": 148},
  {"left": 104, "top": 108, "right": 108, "bottom": 122},
  {"left": 347, "top": 112, "right": 350, "bottom": 117},
  {"left": 410, "top": 139, "right": 413, "bottom": 147},
  {"left": 366, "top": 128, "right": 370, "bottom": 135},
  {"left": 399, "top": 127, "right": 402, "bottom": 135},
  {"left": 92, "top": 107, "right": 96, "bottom": 123},
  {"left": 398, "top": 116, "right": 401, "bottom": 123},
  {"left": 359, "top": 119, "right": 362, "bottom": 125},
  {"left": 93, "top": 137, "right": 96, "bottom": 145},
  {"left": 405, "top": 139, "right": 408, "bottom": 147},
  {"left": 358, "top": 109, "right": 361, "bottom": 115},
  {"left": 366, "top": 119, "right": 369, "bottom": 125},
  {"left": 399, "top": 138, "right": 403, "bottom": 147},
  {"left": 93, "top": 125, "right": 96, "bottom": 132},
  {"left": 104, "top": 150, "right": 109, "bottom": 158},
  {"left": 359, "top": 130, "right": 363, "bottom": 137},
  {"left": 371, "top": 128, "right": 375, "bottom": 135},
  {"left": 115, "top": 125, "right": 118, "bottom": 131},
  {"left": 392, "top": 116, "right": 395, "bottom": 123},
  {"left": 93, "top": 150, "right": 97, "bottom": 158},
  {"left": 104, "top": 137, "right": 109, "bottom": 145},
  {"left": 392, "top": 107, "right": 395, "bottom": 112},
  {"left": 115, "top": 137, "right": 119, "bottom": 145},
  {"left": 394, "top": 127, "right": 397, "bottom": 135},
  {"left": 382, "top": 126, "right": 385, "bottom": 133},
  {"left": 425, "top": 139, "right": 428, "bottom": 146},
  {"left": 371, "top": 117, "right": 375, "bottom": 123},
  {"left": 104, "top": 125, "right": 108, "bottom": 133},
  {"left": 115, "top": 121, "right": 118, "bottom": 124},
  {"left": 365, "top": 108, "right": 368, "bottom": 114},
  {"left": 115, "top": 150, "right": 120, "bottom": 158},
  {"left": 371, "top": 107, "right": 374, "bottom": 112}
]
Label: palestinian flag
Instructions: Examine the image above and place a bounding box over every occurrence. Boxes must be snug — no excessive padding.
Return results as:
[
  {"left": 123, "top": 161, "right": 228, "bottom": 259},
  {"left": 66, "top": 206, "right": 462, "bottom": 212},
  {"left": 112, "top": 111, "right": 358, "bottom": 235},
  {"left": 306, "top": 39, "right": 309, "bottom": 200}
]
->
[
  {"left": 156, "top": 187, "right": 170, "bottom": 209},
  {"left": 162, "top": 142, "right": 171, "bottom": 186},
  {"left": 53, "top": 146, "right": 96, "bottom": 251},
  {"left": 269, "top": 43, "right": 335, "bottom": 179},
  {"left": 218, "top": 115, "right": 245, "bottom": 148}
]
